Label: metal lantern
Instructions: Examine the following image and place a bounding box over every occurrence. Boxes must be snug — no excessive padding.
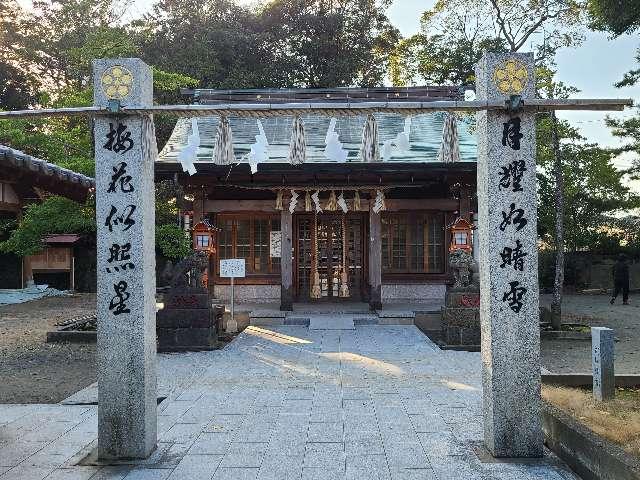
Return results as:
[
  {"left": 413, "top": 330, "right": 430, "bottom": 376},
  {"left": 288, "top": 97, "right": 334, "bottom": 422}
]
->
[
  {"left": 192, "top": 219, "right": 217, "bottom": 254},
  {"left": 448, "top": 217, "right": 474, "bottom": 253}
]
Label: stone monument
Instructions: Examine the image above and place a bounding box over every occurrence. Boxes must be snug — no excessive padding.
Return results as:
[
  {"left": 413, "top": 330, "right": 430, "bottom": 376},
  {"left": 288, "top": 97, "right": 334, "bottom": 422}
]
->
[
  {"left": 441, "top": 249, "right": 481, "bottom": 346},
  {"left": 93, "top": 58, "right": 157, "bottom": 459},
  {"left": 157, "top": 252, "right": 217, "bottom": 351},
  {"left": 476, "top": 52, "right": 543, "bottom": 457},
  {"left": 592, "top": 327, "right": 615, "bottom": 401}
]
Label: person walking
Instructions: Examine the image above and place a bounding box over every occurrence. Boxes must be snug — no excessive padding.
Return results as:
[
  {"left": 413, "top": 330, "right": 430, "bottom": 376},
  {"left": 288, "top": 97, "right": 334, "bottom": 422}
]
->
[{"left": 610, "top": 253, "right": 630, "bottom": 305}]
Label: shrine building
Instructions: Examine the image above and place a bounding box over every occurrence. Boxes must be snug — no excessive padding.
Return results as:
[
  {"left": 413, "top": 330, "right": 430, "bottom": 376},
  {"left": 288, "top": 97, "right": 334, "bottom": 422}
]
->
[{"left": 155, "top": 87, "right": 478, "bottom": 310}]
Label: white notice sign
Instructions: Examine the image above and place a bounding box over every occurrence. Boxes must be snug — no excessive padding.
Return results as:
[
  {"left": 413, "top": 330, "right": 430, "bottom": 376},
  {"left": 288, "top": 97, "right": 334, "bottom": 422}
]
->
[
  {"left": 220, "top": 259, "right": 246, "bottom": 278},
  {"left": 270, "top": 231, "right": 282, "bottom": 258}
]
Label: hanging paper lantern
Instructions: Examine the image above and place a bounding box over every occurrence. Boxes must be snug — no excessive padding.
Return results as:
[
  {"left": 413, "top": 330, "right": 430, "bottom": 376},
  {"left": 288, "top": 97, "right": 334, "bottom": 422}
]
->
[
  {"left": 213, "top": 115, "right": 236, "bottom": 165},
  {"left": 326, "top": 190, "right": 337, "bottom": 211},
  {"left": 353, "top": 190, "right": 361, "bottom": 211},
  {"left": 305, "top": 191, "right": 312, "bottom": 212},
  {"left": 289, "top": 190, "right": 299, "bottom": 214},
  {"left": 359, "top": 113, "right": 380, "bottom": 163},
  {"left": 178, "top": 118, "right": 199, "bottom": 175},
  {"left": 288, "top": 115, "right": 306, "bottom": 165}
]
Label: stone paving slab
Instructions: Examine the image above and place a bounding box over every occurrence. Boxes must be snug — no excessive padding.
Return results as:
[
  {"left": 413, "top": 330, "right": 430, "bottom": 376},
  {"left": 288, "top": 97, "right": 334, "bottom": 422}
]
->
[{"left": 0, "top": 325, "right": 580, "bottom": 479}]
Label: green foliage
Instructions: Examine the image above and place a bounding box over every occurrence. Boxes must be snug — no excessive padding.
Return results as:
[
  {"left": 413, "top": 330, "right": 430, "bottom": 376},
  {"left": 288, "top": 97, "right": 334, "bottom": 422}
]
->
[
  {"left": 0, "top": 196, "right": 95, "bottom": 256},
  {"left": 587, "top": 0, "right": 640, "bottom": 36},
  {"left": 156, "top": 224, "right": 191, "bottom": 260},
  {"left": 391, "top": 0, "right": 584, "bottom": 87},
  {"left": 135, "top": 0, "right": 398, "bottom": 88},
  {"left": 536, "top": 115, "right": 640, "bottom": 252}
]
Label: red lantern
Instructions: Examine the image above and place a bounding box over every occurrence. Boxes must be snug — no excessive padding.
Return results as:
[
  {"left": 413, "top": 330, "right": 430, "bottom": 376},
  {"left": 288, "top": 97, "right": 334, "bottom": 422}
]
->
[
  {"left": 448, "top": 217, "right": 474, "bottom": 253},
  {"left": 192, "top": 219, "right": 217, "bottom": 254}
]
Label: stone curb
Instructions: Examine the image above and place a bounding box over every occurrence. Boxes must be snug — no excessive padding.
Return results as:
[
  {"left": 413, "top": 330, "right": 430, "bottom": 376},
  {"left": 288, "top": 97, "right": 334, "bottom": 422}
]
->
[
  {"left": 542, "top": 373, "right": 640, "bottom": 388},
  {"left": 46, "top": 330, "right": 97, "bottom": 343},
  {"left": 542, "top": 402, "right": 640, "bottom": 480},
  {"left": 541, "top": 330, "right": 591, "bottom": 340}
]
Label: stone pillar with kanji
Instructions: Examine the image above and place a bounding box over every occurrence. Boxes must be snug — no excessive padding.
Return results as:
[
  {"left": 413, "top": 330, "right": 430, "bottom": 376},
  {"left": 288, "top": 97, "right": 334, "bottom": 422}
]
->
[
  {"left": 93, "top": 58, "right": 157, "bottom": 459},
  {"left": 476, "top": 52, "right": 543, "bottom": 457}
]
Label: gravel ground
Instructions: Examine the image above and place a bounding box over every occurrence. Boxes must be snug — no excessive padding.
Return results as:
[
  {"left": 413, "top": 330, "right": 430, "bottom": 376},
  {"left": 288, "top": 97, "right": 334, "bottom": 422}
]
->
[
  {"left": 541, "top": 293, "right": 640, "bottom": 374},
  {"left": 0, "top": 293, "right": 96, "bottom": 404}
]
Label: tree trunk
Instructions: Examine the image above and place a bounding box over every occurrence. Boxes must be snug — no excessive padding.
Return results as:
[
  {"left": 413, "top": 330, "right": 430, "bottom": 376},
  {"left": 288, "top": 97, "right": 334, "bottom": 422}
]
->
[{"left": 550, "top": 111, "right": 564, "bottom": 330}]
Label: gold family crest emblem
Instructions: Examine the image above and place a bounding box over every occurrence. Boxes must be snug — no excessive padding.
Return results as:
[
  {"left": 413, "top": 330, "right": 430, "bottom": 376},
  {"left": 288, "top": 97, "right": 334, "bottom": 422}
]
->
[
  {"left": 101, "top": 65, "right": 134, "bottom": 100},
  {"left": 493, "top": 59, "right": 528, "bottom": 95}
]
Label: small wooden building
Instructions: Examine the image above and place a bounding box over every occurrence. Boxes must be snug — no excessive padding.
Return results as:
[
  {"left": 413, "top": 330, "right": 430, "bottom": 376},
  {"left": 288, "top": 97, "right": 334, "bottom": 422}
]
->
[
  {"left": 0, "top": 145, "right": 94, "bottom": 289},
  {"left": 155, "top": 87, "right": 478, "bottom": 310}
]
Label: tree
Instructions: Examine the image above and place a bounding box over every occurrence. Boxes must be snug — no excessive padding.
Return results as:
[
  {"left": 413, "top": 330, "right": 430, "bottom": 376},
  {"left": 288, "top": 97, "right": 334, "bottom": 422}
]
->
[
  {"left": 136, "top": 0, "right": 399, "bottom": 89},
  {"left": 537, "top": 118, "right": 640, "bottom": 254},
  {"left": 390, "top": 0, "right": 584, "bottom": 86},
  {"left": 587, "top": 0, "right": 640, "bottom": 35},
  {"left": 257, "top": 0, "right": 399, "bottom": 87},
  {"left": 587, "top": 0, "right": 640, "bottom": 171}
]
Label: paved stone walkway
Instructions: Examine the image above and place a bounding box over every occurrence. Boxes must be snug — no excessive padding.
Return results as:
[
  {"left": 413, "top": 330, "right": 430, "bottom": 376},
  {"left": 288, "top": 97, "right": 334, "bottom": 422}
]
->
[{"left": 1, "top": 325, "right": 578, "bottom": 479}]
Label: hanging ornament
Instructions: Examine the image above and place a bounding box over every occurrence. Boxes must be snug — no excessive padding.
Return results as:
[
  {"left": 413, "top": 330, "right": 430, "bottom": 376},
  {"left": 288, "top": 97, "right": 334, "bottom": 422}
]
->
[
  {"left": 275, "top": 190, "right": 283, "bottom": 211},
  {"left": 382, "top": 116, "right": 412, "bottom": 161},
  {"left": 339, "top": 216, "right": 350, "bottom": 298},
  {"left": 359, "top": 113, "right": 380, "bottom": 163},
  {"left": 337, "top": 191, "right": 348, "bottom": 213},
  {"left": 323, "top": 118, "right": 348, "bottom": 162},
  {"left": 353, "top": 190, "right": 361, "bottom": 211},
  {"left": 311, "top": 190, "right": 323, "bottom": 213},
  {"left": 437, "top": 113, "right": 460, "bottom": 163},
  {"left": 326, "top": 190, "right": 337, "bottom": 211},
  {"left": 372, "top": 189, "right": 386, "bottom": 214},
  {"left": 305, "top": 191, "right": 312, "bottom": 212},
  {"left": 247, "top": 119, "right": 269, "bottom": 173},
  {"left": 213, "top": 115, "right": 235, "bottom": 165},
  {"left": 289, "top": 189, "right": 299, "bottom": 214},
  {"left": 178, "top": 118, "right": 199, "bottom": 175},
  {"left": 288, "top": 115, "right": 306, "bottom": 165},
  {"left": 310, "top": 214, "right": 321, "bottom": 299}
]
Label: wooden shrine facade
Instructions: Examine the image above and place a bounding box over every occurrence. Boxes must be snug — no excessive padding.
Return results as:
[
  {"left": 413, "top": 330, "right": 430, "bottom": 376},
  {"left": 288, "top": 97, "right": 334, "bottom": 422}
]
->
[{"left": 156, "top": 161, "right": 477, "bottom": 309}]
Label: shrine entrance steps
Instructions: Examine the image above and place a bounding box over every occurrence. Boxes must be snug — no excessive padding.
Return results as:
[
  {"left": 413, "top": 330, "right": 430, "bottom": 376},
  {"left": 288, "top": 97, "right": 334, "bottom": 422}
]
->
[{"left": 241, "top": 301, "right": 443, "bottom": 330}]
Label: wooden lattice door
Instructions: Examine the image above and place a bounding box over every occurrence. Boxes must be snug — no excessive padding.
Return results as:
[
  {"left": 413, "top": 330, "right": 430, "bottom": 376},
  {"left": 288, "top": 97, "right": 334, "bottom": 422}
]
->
[{"left": 295, "top": 214, "right": 364, "bottom": 301}]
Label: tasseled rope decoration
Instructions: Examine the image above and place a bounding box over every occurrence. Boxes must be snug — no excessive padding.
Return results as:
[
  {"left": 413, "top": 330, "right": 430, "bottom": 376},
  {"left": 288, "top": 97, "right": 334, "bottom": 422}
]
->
[
  {"left": 275, "top": 190, "right": 283, "bottom": 211},
  {"left": 305, "top": 191, "right": 312, "bottom": 212},
  {"left": 288, "top": 115, "right": 306, "bottom": 165},
  {"left": 339, "top": 215, "right": 350, "bottom": 298},
  {"left": 326, "top": 190, "right": 337, "bottom": 211},
  {"left": 212, "top": 115, "right": 235, "bottom": 165},
  {"left": 353, "top": 190, "right": 361, "bottom": 211},
  {"left": 359, "top": 113, "right": 380, "bottom": 163},
  {"left": 310, "top": 213, "right": 321, "bottom": 299}
]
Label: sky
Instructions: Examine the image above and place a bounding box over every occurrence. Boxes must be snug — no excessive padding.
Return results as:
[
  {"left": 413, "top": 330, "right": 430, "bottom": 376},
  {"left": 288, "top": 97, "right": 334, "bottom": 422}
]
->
[{"left": 18, "top": 0, "right": 640, "bottom": 159}]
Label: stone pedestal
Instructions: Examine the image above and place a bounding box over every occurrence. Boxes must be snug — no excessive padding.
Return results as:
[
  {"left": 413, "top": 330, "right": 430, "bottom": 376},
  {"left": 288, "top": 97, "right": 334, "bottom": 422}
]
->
[
  {"left": 476, "top": 52, "right": 543, "bottom": 457},
  {"left": 93, "top": 58, "right": 157, "bottom": 459},
  {"left": 157, "top": 288, "right": 216, "bottom": 351},
  {"left": 592, "top": 327, "right": 614, "bottom": 401},
  {"left": 441, "top": 291, "right": 480, "bottom": 346}
]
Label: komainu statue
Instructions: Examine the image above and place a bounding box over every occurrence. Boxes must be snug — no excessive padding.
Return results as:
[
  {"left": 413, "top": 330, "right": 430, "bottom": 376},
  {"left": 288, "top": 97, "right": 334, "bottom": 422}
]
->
[
  {"left": 449, "top": 249, "right": 478, "bottom": 291},
  {"left": 169, "top": 251, "right": 209, "bottom": 289}
]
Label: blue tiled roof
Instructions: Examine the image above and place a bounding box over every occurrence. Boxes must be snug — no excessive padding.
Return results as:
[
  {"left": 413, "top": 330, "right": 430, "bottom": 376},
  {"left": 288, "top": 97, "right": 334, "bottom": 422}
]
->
[{"left": 157, "top": 112, "right": 477, "bottom": 164}]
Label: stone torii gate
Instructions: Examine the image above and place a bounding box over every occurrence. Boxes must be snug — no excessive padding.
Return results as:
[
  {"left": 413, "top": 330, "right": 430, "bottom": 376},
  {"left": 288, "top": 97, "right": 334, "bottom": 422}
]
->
[{"left": 0, "top": 52, "right": 631, "bottom": 461}]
